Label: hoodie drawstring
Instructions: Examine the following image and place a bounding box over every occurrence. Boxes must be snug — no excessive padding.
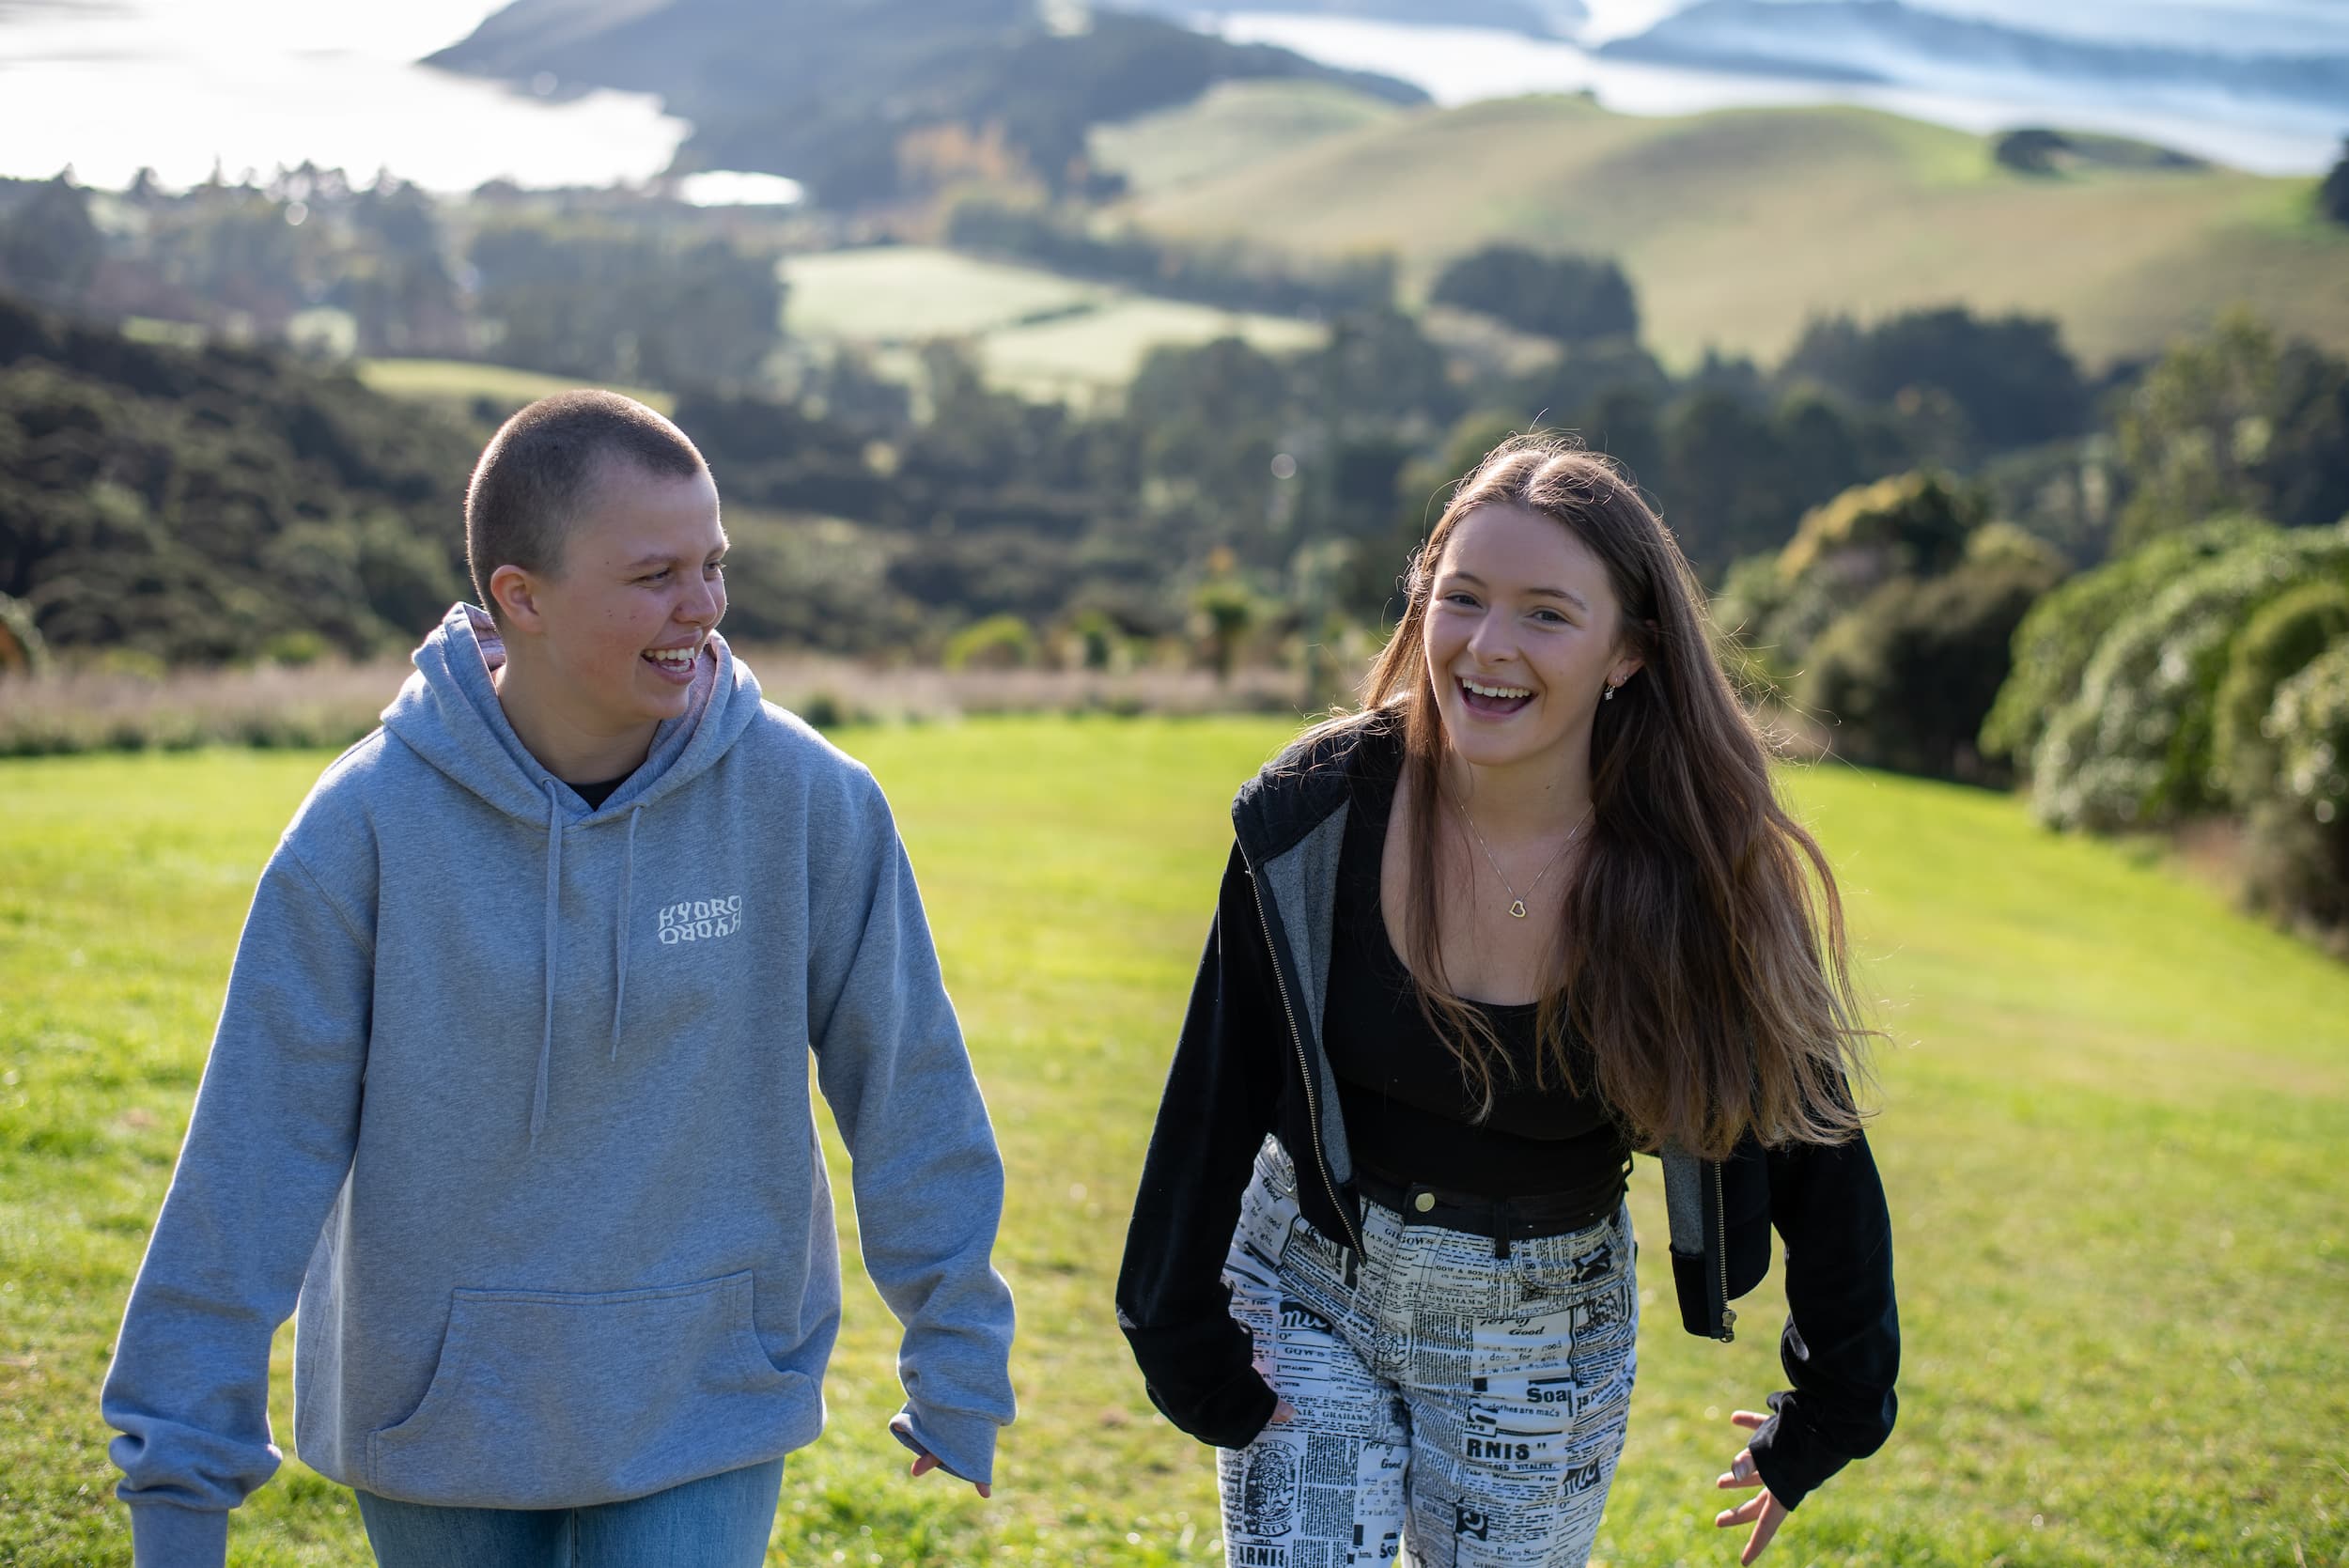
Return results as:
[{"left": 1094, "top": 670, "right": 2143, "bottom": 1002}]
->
[
  {"left": 532, "top": 779, "right": 562, "bottom": 1148},
  {"left": 612, "top": 804, "right": 642, "bottom": 1060}
]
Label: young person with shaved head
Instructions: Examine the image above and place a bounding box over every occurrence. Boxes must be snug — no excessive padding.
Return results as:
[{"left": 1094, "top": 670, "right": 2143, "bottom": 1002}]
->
[{"left": 102, "top": 391, "right": 1015, "bottom": 1567}]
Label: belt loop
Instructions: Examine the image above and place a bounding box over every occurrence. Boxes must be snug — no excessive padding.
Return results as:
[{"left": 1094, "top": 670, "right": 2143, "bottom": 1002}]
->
[
  {"left": 1344, "top": 1248, "right": 1361, "bottom": 1291},
  {"left": 1492, "top": 1202, "right": 1510, "bottom": 1260}
]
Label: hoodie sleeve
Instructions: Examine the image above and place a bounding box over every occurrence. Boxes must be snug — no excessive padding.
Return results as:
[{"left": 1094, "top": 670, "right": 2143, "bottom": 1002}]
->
[
  {"left": 806, "top": 773, "right": 1017, "bottom": 1488},
  {"left": 101, "top": 844, "right": 371, "bottom": 1568}
]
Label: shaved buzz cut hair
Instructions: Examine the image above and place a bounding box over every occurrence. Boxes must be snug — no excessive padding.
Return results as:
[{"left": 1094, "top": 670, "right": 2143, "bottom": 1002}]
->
[{"left": 464, "top": 390, "right": 708, "bottom": 618}]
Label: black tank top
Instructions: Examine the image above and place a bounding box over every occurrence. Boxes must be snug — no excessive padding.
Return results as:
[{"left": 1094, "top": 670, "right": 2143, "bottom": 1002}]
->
[{"left": 1322, "top": 749, "right": 1631, "bottom": 1212}]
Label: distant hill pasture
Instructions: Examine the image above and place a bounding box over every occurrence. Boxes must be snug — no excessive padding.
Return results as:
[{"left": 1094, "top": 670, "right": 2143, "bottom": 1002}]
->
[
  {"left": 780, "top": 246, "right": 1326, "bottom": 404},
  {"left": 354, "top": 358, "right": 677, "bottom": 416},
  {"left": 1110, "top": 89, "right": 2349, "bottom": 367}
]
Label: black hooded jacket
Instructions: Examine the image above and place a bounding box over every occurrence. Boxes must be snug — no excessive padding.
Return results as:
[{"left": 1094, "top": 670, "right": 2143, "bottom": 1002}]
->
[{"left": 1114, "top": 713, "right": 1898, "bottom": 1511}]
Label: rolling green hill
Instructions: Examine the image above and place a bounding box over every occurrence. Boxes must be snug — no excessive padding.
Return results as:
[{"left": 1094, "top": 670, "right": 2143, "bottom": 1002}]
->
[
  {"left": 1089, "top": 78, "right": 1408, "bottom": 197},
  {"left": 2, "top": 721, "right": 2344, "bottom": 1563},
  {"left": 1115, "top": 89, "right": 2349, "bottom": 367},
  {"left": 781, "top": 246, "right": 1326, "bottom": 402},
  {"left": 354, "top": 358, "right": 675, "bottom": 416}
]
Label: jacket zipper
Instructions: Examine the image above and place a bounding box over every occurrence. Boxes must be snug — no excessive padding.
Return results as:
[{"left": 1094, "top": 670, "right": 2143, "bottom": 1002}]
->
[
  {"left": 1713, "top": 1158, "right": 1737, "bottom": 1342},
  {"left": 1243, "top": 855, "right": 1367, "bottom": 1257}
]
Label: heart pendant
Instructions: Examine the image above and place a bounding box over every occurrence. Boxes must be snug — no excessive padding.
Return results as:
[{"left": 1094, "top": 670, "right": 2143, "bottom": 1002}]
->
[{"left": 1509, "top": 900, "right": 1528, "bottom": 919}]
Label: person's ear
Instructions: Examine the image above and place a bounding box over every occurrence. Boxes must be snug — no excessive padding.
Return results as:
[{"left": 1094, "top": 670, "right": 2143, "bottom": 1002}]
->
[
  {"left": 1610, "top": 619, "right": 1656, "bottom": 688},
  {"left": 490, "top": 563, "right": 546, "bottom": 633}
]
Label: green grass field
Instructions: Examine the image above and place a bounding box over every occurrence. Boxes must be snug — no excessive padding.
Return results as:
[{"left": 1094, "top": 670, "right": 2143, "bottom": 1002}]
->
[
  {"left": 353, "top": 359, "right": 677, "bottom": 416},
  {"left": 1111, "top": 88, "right": 2349, "bottom": 369},
  {"left": 3, "top": 720, "right": 2345, "bottom": 1564},
  {"left": 782, "top": 247, "right": 1328, "bottom": 403},
  {"left": 1090, "top": 80, "right": 1408, "bottom": 198}
]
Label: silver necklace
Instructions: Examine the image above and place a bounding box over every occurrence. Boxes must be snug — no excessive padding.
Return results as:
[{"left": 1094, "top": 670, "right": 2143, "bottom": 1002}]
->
[{"left": 1453, "top": 796, "right": 1595, "bottom": 919}]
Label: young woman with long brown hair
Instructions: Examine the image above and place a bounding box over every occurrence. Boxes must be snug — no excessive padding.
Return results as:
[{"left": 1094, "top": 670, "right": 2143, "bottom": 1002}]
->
[{"left": 1116, "top": 435, "right": 1898, "bottom": 1565}]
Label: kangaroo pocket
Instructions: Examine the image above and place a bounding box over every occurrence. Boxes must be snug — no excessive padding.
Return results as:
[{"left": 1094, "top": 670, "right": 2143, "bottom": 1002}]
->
[{"left": 367, "top": 1270, "right": 810, "bottom": 1507}]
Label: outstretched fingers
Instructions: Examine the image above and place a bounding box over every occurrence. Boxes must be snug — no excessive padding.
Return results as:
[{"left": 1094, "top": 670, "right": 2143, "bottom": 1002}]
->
[{"left": 1711, "top": 1410, "right": 1785, "bottom": 1563}]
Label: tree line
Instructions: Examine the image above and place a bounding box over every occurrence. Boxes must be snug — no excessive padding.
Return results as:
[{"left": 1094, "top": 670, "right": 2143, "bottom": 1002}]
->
[{"left": 8, "top": 272, "right": 2349, "bottom": 937}]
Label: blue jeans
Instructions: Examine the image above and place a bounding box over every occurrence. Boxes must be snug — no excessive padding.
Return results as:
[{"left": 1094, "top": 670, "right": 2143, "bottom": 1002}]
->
[{"left": 354, "top": 1457, "right": 785, "bottom": 1568}]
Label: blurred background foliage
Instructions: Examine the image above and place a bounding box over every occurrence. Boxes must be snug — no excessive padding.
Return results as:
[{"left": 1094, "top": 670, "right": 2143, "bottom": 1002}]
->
[{"left": 5, "top": 9, "right": 2349, "bottom": 949}]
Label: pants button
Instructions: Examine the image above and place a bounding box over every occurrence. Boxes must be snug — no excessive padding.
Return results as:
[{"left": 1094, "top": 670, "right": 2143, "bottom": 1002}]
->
[{"left": 1412, "top": 1190, "right": 1436, "bottom": 1213}]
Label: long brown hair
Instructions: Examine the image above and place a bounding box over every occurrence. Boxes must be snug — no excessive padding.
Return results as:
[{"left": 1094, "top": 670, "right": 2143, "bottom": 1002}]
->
[{"left": 1356, "top": 434, "right": 1873, "bottom": 1158}]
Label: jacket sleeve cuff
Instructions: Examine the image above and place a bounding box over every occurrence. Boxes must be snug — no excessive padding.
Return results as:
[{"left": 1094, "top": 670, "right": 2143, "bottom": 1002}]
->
[
  {"left": 129, "top": 1501, "right": 229, "bottom": 1568},
  {"left": 1148, "top": 1360, "right": 1279, "bottom": 1452},
  {"left": 893, "top": 1402, "right": 1003, "bottom": 1487},
  {"left": 1744, "top": 1389, "right": 1849, "bottom": 1513}
]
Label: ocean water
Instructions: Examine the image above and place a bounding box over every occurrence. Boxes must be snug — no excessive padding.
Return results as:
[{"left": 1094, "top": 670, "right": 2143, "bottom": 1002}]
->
[
  {"left": 1, "top": 0, "right": 2340, "bottom": 193},
  {"left": 0, "top": 1, "right": 686, "bottom": 191},
  {"left": 1200, "top": 8, "right": 2349, "bottom": 174}
]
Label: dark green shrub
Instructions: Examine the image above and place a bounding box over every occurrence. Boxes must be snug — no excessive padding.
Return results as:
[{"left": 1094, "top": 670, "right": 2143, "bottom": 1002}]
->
[
  {"left": 2214, "top": 580, "right": 2349, "bottom": 806},
  {"left": 1993, "top": 128, "right": 2071, "bottom": 175},
  {"left": 2244, "top": 642, "right": 2349, "bottom": 933},
  {"left": 2030, "top": 521, "right": 2349, "bottom": 830},
  {"left": 1798, "top": 547, "right": 2061, "bottom": 783},
  {"left": 942, "top": 613, "right": 1037, "bottom": 672},
  {"left": 1428, "top": 245, "right": 1639, "bottom": 345},
  {"left": 1708, "top": 551, "right": 1840, "bottom": 695},
  {"left": 1780, "top": 305, "right": 2086, "bottom": 454},
  {"left": 2322, "top": 139, "right": 2349, "bottom": 227},
  {"left": 1982, "top": 518, "right": 2265, "bottom": 768},
  {"left": 1777, "top": 471, "right": 1980, "bottom": 587}
]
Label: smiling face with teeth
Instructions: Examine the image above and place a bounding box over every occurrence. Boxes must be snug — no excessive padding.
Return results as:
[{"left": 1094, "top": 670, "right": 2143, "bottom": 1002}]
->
[
  {"left": 1422, "top": 502, "right": 1642, "bottom": 781},
  {"left": 487, "top": 455, "right": 729, "bottom": 783}
]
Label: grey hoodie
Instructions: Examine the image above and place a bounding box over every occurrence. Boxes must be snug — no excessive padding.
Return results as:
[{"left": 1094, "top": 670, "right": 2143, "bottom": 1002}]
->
[{"left": 101, "top": 605, "right": 1017, "bottom": 1566}]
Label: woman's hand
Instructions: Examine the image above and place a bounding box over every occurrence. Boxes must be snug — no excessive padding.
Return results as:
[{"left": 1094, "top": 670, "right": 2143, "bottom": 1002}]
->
[
  {"left": 1713, "top": 1409, "right": 1789, "bottom": 1564},
  {"left": 1254, "top": 1350, "right": 1298, "bottom": 1428},
  {"left": 889, "top": 1412, "right": 993, "bottom": 1498}
]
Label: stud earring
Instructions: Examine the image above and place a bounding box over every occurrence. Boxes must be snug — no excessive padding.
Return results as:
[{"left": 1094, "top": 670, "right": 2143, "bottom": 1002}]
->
[{"left": 1603, "top": 682, "right": 1617, "bottom": 702}]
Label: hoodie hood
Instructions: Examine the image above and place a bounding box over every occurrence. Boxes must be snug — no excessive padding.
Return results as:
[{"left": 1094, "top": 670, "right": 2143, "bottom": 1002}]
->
[
  {"left": 380, "top": 603, "right": 766, "bottom": 1142},
  {"left": 383, "top": 603, "right": 760, "bottom": 823}
]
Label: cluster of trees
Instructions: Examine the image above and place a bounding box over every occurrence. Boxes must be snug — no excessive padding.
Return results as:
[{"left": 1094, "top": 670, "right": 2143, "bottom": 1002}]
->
[
  {"left": 470, "top": 221, "right": 782, "bottom": 387},
  {"left": 0, "top": 273, "right": 2054, "bottom": 675},
  {"left": 1428, "top": 245, "right": 1639, "bottom": 346},
  {"left": 0, "top": 168, "right": 474, "bottom": 358},
  {"left": 12, "top": 238, "right": 2349, "bottom": 916},
  {"left": 0, "top": 293, "right": 475, "bottom": 664},
  {"left": 0, "top": 172, "right": 787, "bottom": 387},
  {"left": 943, "top": 199, "right": 1396, "bottom": 318},
  {"left": 1983, "top": 520, "right": 2349, "bottom": 938},
  {"left": 1713, "top": 473, "right": 2063, "bottom": 783}
]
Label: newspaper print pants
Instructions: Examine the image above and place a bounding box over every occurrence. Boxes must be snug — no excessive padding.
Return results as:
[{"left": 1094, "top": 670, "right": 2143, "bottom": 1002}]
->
[{"left": 1216, "top": 1141, "right": 1638, "bottom": 1568}]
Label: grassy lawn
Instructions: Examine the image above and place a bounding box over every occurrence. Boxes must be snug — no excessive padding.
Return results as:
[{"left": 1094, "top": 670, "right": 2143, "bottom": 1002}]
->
[
  {"left": 2, "top": 719, "right": 2345, "bottom": 1564},
  {"left": 352, "top": 358, "right": 676, "bottom": 416},
  {"left": 1089, "top": 80, "right": 1408, "bottom": 197},
  {"left": 781, "top": 247, "right": 1328, "bottom": 404},
  {"left": 784, "top": 248, "right": 1111, "bottom": 345},
  {"left": 1115, "top": 92, "right": 2349, "bottom": 368},
  {"left": 980, "top": 300, "right": 1325, "bottom": 405}
]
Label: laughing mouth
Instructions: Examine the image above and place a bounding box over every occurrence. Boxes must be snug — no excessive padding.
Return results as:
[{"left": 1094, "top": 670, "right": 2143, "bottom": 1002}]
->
[
  {"left": 1458, "top": 675, "right": 1533, "bottom": 714},
  {"left": 643, "top": 641, "right": 702, "bottom": 673}
]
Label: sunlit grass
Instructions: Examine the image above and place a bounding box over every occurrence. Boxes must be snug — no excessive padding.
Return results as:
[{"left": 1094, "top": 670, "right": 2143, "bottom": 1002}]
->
[
  {"left": 2, "top": 720, "right": 2344, "bottom": 1564},
  {"left": 780, "top": 245, "right": 1328, "bottom": 403},
  {"left": 353, "top": 358, "right": 675, "bottom": 415}
]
